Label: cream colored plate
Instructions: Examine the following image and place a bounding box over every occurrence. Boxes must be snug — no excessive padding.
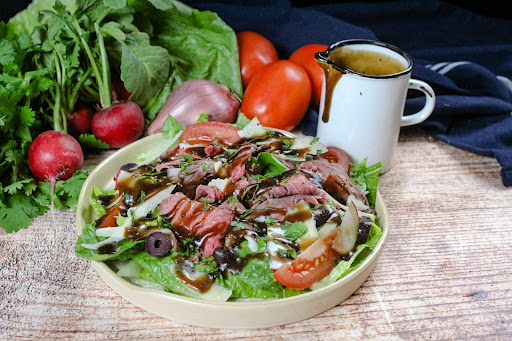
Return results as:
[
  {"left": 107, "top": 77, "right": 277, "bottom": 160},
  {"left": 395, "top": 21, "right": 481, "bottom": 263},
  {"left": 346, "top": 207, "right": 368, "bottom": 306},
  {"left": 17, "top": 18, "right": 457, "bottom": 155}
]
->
[{"left": 76, "top": 133, "right": 389, "bottom": 329}]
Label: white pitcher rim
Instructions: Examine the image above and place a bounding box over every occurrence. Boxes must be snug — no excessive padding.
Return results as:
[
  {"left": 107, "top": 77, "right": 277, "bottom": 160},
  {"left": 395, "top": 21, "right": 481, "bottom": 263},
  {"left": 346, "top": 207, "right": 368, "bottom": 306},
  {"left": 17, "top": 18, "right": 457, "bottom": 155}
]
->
[{"left": 315, "top": 39, "right": 413, "bottom": 79}]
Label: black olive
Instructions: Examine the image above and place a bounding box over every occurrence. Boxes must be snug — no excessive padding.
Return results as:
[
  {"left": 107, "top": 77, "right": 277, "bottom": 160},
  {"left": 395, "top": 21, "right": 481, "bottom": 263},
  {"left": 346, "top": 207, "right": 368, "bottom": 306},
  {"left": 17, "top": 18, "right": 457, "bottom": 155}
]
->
[
  {"left": 145, "top": 232, "right": 173, "bottom": 257},
  {"left": 357, "top": 219, "right": 373, "bottom": 244},
  {"left": 120, "top": 163, "right": 138, "bottom": 172},
  {"left": 311, "top": 203, "right": 339, "bottom": 227},
  {"left": 213, "top": 246, "right": 243, "bottom": 272}
]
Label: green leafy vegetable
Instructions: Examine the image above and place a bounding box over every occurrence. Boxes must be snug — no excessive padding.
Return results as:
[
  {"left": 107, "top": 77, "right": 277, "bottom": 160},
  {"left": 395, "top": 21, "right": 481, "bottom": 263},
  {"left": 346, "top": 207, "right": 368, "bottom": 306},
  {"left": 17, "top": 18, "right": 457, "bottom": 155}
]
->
[
  {"left": 0, "top": 21, "right": 91, "bottom": 232},
  {"left": 282, "top": 221, "right": 308, "bottom": 241},
  {"left": 75, "top": 222, "right": 144, "bottom": 261},
  {"left": 78, "top": 133, "right": 111, "bottom": 150},
  {"left": 219, "top": 257, "right": 303, "bottom": 299},
  {"left": 234, "top": 112, "right": 251, "bottom": 130},
  {"left": 252, "top": 152, "right": 288, "bottom": 180},
  {"left": 349, "top": 159, "right": 381, "bottom": 208},
  {"left": 161, "top": 114, "right": 185, "bottom": 139},
  {"left": 130, "top": 0, "right": 242, "bottom": 122},
  {"left": 196, "top": 112, "right": 208, "bottom": 123}
]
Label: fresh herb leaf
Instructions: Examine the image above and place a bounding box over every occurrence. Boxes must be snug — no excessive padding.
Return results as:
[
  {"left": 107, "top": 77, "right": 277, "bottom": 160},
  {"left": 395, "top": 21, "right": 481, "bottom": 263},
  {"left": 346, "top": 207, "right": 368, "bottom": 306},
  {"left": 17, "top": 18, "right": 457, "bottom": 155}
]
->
[
  {"left": 235, "top": 113, "right": 251, "bottom": 130},
  {"left": 281, "top": 139, "right": 292, "bottom": 149},
  {"left": 180, "top": 154, "right": 194, "bottom": 163},
  {"left": 264, "top": 216, "right": 276, "bottom": 225},
  {"left": 227, "top": 196, "right": 238, "bottom": 203},
  {"left": 222, "top": 146, "right": 237, "bottom": 155},
  {"left": 196, "top": 112, "right": 208, "bottom": 123},
  {"left": 281, "top": 221, "right": 308, "bottom": 241},
  {"left": 230, "top": 221, "right": 245, "bottom": 229},
  {"left": 78, "top": 133, "right": 111, "bottom": 150},
  {"left": 253, "top": 152, "right": 288, "bottom": 179},
  {"left": 162, "top": 114, "right": 185, "bottom": 139}
]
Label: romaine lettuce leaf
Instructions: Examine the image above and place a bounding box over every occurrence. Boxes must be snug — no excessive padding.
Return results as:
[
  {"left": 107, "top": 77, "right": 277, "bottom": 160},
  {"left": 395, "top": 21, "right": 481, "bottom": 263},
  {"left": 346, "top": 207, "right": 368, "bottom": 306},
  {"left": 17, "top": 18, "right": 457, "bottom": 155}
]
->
[
  {"left": 75, "top": 222, "right": 144, "bottom": 261},
  {"left": 349, "top": 158, "right": 381, "bottom": 208},
  {"left": 131, "top": 252, "right": 232, "bottom": 301},
  {"left": 127, "top": 0, "right": 242, "bottom": 122},
  {"left": 219, "top": 257, "right": 304, "bottom": 299}
]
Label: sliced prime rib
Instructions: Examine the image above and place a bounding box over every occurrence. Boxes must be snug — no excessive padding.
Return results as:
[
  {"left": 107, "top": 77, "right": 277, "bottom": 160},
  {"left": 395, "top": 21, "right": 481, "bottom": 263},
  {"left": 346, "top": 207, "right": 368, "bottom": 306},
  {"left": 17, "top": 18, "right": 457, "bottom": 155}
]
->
[
  {"left": 226, "top": 143, "right": 257, "bottom": 181},
  {"left": 195, "top": 184, "right": 224, "bottom": 203},
  {"left": 298, "top": 159, "right": 369, "bottom": 207},
  {"left": 250, "top": 195, "right": 322, "bottom": 222},
  {"left": 261, "top": 174, "right": 326, "bottom": 200},
  {"left": 204, "top": 145, "right": 223, "bottom": 157},
  {"left": 178, "top": 159, "right": 218, "bottom": 185},
  {"left": 159, "top": 192, "right": 233, "bottom": 257}
]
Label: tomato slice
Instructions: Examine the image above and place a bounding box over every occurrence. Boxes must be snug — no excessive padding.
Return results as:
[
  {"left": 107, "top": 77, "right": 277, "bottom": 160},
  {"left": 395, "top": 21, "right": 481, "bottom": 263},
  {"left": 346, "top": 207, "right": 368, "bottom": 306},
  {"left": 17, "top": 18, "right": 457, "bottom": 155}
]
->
[
  {"left": 321, "top": 146, "right": 350, "bottom": 172},
  {"left": 274, "top": 229, "right": 340, "bottom": 290},
  {"left": 97, "top": 199, "right": 125, "bottom": 229},
  {"left": 179, "top": 122, "right": 242, "bottom": 146}
]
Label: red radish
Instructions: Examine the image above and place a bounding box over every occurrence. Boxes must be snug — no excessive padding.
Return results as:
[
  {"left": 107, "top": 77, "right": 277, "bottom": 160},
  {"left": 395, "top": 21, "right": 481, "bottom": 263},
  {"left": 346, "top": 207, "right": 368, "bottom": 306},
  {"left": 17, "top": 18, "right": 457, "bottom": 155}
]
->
[
  {"left": 66, "top": 103, "right": 94, "bottom": 137},
  {"left": 111, "top": 79, "right": 132, "bottom": 102},
  {"left": 91, "top": 101, "right": 145, "bottom": 148},
  {"left": 28, "top": 130, "right": 84, "bottom": 194}
]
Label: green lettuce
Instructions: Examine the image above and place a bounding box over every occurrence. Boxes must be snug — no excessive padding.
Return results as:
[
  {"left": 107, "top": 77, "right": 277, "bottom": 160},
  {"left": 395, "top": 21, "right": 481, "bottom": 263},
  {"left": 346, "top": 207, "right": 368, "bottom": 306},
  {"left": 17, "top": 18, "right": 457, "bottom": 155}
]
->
[
  {"left": 75, "top": 222, "right": 144, "bottom": 261},
  {"left": 349, "top": 158, "right": 381, "bottom": 208},
  {"left": 125, "top": 0, "right": 243, "bottom": 122},
  {"left": 219, "top": 257, "right": 304, "bottom": 299}
]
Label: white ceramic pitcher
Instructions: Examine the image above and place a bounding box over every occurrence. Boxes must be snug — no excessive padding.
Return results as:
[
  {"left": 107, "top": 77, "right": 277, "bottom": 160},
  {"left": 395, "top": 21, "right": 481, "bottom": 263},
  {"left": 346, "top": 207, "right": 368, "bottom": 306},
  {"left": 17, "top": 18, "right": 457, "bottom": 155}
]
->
[{"left": 315, "top": 39, "right": 435, "bottom": 173}]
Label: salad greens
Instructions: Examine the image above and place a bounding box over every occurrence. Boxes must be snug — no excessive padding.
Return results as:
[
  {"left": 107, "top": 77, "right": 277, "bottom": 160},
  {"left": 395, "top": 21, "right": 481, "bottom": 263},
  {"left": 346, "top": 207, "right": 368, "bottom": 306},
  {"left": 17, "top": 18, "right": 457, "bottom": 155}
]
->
[
  {"left": 0, "top": 0, "right": 242, "bottom": 232},
  {"left": 75, "top": 115, "right": 383, "bottom": 301}
]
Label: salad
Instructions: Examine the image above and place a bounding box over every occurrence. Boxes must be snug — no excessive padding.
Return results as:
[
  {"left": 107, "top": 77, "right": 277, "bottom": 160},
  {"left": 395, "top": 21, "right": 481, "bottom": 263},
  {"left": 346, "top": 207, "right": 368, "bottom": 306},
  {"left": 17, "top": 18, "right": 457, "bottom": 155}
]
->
[{"left": 75, "top": 115, "right": 383, "bottom": 301}]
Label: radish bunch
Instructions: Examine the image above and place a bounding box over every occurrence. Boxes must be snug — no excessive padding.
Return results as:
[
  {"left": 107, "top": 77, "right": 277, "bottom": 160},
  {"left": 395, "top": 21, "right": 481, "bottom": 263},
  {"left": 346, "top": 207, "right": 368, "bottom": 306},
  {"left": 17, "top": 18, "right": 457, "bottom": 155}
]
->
[{"left": 28, "top": 8, "right": 146, "bottom": 187}]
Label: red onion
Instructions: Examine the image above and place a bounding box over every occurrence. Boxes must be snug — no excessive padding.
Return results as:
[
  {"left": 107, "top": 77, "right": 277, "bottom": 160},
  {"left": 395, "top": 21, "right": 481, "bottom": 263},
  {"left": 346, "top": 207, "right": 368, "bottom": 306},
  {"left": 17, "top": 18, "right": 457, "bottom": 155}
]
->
[{"left": 146, "top": 79, "right": 241, "bottom": 135}]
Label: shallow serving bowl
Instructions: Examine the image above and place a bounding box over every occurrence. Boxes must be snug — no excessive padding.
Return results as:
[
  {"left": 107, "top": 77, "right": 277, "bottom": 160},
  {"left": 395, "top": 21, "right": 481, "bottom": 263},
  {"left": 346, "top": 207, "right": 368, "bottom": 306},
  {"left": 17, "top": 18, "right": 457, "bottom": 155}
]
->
[{"left": 76, "top": 133, "right": 390, "bottom": 329}]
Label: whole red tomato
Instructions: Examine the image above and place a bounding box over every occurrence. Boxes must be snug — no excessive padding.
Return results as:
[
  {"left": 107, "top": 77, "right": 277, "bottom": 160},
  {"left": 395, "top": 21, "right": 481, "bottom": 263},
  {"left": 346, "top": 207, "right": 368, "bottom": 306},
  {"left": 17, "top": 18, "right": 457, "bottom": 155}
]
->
[
  {"left": 236, "top": 31, "right": 279, "bottom": 89},
  {"left": 289, "top": 44, "right": 328, "bottom": 109},
  {"left": 240, "top": 60, "right": 311, "bottom": 131}
]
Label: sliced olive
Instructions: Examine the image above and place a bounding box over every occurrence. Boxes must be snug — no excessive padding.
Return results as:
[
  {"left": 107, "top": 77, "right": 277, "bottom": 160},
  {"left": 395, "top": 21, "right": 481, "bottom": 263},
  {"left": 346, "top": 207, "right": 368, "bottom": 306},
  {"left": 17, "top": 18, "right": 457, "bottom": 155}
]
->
[
  {"left": 145, "top": 232, "right": 174, "bottom": 257},
  {"left": 120, "top": 163, "right": 138, "bottom": 172},
  {"left": 357, "top": 219, "right": 373, "bottom": 244}
]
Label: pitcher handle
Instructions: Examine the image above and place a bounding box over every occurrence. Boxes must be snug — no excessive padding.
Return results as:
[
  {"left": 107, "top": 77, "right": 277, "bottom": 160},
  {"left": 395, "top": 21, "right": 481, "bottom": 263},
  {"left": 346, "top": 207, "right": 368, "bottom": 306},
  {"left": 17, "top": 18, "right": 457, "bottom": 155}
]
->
[{"left": 401, "top": 79, "right": 436, "bottom": 127}]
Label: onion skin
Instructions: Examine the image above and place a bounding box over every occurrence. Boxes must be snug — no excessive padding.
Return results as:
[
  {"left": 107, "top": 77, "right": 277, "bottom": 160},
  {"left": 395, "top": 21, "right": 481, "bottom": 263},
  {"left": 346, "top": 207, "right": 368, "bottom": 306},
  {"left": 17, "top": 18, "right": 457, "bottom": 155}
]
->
[{"left": 146, "top": 79, "right": 241, "bottom": 136}]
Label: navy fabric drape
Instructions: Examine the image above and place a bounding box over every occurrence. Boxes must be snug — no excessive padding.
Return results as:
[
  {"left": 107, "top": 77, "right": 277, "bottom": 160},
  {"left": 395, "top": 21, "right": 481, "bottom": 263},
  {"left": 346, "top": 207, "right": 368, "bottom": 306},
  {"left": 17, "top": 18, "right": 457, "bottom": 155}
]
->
[{"left": 187, "top": 0, "right": 512, "bottom": 186}]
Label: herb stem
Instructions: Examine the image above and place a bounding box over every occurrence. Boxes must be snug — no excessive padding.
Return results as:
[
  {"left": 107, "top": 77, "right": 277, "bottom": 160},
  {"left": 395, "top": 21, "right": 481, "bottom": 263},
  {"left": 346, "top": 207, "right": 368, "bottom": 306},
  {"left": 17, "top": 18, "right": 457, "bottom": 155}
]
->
[
  {"left": 94, "top": 21, "right": 111, "bottom": 108},
  {"left": 69, "top": 68, "right": 92, "bottom": 110},
  {"left": 71, "top": 17, "right": 109, "bottom": 108}
]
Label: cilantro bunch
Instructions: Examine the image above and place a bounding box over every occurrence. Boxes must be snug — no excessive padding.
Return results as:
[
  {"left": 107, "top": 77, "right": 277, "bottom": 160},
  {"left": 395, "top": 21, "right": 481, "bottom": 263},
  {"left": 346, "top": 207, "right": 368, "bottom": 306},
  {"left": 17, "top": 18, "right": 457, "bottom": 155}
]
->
[{"left": 0, "top": 22, "right": 89, "bottom": 232}]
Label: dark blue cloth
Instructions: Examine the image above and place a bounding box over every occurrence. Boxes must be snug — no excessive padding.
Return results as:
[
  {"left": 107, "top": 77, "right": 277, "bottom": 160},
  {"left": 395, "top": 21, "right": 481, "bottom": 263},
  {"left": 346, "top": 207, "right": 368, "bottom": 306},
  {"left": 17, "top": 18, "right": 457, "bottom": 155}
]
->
[{"left": 187, "top": 0, "right": 512, "bottom": 186}]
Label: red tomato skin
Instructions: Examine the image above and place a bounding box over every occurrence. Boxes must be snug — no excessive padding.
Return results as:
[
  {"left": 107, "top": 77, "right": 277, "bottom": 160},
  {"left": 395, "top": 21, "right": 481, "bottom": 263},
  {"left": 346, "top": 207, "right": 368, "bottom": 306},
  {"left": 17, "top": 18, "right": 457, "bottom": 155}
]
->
[
  {"left": 179, "top": 121, "right": 242, "bottom": 146},
  {"left": 240, "top": 60, "right": 311, "bottom": 131},
  {"left": 237, "top": 31, "right": 279, "bottom": 89},
  {"left": 289, "top": 44, "right": 328, "bottom": 109},
  {"left": 97, "top": 200, "right": 125, "bottom": 229},
  {"left": 274, "top": 229, "right": 339, "bottom": 290}
]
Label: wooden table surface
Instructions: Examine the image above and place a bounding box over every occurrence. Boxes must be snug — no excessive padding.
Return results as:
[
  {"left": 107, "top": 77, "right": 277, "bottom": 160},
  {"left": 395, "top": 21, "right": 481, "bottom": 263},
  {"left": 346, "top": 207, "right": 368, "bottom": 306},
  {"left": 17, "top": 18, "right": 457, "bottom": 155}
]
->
[{"left": 1, "top": 128, "right": 511, "bottom": 340}]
